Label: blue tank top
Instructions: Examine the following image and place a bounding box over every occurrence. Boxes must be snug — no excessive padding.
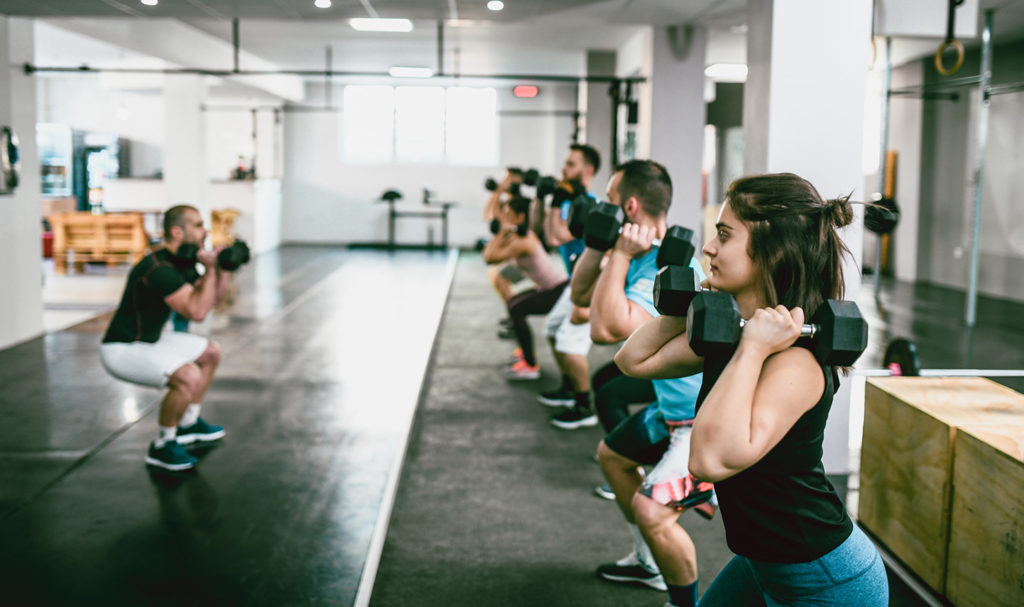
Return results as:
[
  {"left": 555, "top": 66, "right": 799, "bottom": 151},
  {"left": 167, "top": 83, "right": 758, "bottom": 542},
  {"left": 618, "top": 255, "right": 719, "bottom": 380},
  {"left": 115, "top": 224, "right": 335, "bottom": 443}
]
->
[{"left": 625, "top": 248, "right": 705, "bottom": 422}]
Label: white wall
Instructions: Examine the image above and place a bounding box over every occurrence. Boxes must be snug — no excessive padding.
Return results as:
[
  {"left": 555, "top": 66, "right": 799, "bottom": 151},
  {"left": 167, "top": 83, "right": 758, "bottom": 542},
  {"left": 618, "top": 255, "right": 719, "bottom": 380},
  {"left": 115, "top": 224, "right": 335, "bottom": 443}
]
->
[
  {"left": 918, "top": 39, "right": 1024, "bottom": 302},
  {"left": 0, "top": 17, "right": 44, "bottom": 349},
  {"left": 282, "top": 81, "right": 577, "bottom": 247},
  {"left": 36, "top": 76, "right": 165, "bottom": 177}
]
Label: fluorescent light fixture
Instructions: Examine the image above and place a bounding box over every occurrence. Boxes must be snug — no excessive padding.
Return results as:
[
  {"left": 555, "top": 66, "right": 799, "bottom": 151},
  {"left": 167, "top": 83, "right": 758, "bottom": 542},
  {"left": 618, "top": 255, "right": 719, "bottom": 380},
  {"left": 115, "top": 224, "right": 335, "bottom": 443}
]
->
[
  {"left": 446, "top": 19, "right": 478, "bottom": 28},
  {"left": 314, "top": 0, "right": 331, "bottom": 8},
  {"left": 487, "top": 1, "right": 505, "bottom": 11},
  {"left": 350, "top": 18, "right": 414, "bottom": 32},
  {"left": 704, "top": 63, "right": 748, "bottom": 82},
  {"left": 140, "top": 0, "right": 158, "bottom": 6},
  {"left": 389, "top": 66, "right": 434, "bottom": 78}
]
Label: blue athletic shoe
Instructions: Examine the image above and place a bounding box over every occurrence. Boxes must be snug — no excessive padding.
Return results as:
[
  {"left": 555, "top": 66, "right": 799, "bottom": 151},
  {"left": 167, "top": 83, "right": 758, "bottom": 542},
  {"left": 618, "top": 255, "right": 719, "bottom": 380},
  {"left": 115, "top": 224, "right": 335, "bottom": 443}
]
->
[
  {"left": 146, "top": 440, "right": 197, "bottom": 471},
  {"left": 176, "top": 417, "right": 226, "bottom": 445}
]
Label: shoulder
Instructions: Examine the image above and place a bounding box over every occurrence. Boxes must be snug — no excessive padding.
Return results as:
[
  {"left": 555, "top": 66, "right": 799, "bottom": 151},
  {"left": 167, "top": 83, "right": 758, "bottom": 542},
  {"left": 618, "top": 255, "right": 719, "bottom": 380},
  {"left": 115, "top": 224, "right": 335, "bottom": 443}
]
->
[{"left": 759, "top": 347, "right": 825, "bottom": 400}]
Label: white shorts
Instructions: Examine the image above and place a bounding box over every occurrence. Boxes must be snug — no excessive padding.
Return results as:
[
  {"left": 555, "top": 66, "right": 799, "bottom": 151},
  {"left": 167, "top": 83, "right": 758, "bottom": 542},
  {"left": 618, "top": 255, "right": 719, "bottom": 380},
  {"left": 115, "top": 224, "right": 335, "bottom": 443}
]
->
[
  {"left": 640, "top": 423, "right": 717, "bottom": 510},
  {"left": 543, "top": 286, "right": 592, "bottom": 356},
  {"left": 100, "top": 332, "right": 210, "bottom": 388}
]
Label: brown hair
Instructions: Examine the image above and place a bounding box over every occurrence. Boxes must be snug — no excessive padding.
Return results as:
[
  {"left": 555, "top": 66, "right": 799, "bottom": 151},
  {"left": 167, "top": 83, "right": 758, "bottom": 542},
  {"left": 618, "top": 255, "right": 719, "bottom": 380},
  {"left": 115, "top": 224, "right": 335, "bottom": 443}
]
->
[
  {"left": 163, "top": 204, "right": 198, "bottom": 240},
  {"left": 570, "top": 143, "right": 601, "bottom": 174},
  {"left": 724, "top": 173, "right": 853, "bottom": 318},
  {"left": 613, "top": 159, "right": 672, "bottom": 218}
]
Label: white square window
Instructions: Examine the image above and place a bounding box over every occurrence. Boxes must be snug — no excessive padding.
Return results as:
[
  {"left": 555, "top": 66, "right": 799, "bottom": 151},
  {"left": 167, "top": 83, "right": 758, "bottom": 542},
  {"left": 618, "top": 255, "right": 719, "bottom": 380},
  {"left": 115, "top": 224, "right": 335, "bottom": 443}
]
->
[{"left": 342, "top": 85, "right": 394, "bottom": 164}]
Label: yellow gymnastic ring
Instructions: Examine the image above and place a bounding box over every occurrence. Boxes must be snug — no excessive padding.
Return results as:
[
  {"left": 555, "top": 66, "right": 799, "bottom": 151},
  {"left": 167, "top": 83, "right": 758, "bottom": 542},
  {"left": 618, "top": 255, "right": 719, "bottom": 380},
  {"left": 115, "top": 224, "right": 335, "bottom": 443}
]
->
[{"left": 935, "top": 39, "right": 964, "bottom": 76}]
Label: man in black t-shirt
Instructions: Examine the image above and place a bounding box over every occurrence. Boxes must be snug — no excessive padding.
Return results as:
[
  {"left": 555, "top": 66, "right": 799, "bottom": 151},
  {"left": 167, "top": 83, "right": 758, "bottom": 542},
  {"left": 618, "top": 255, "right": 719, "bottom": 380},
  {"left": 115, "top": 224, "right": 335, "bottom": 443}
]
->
[{"left": 100, "top": 205, "right": 232, "bottom": 471}]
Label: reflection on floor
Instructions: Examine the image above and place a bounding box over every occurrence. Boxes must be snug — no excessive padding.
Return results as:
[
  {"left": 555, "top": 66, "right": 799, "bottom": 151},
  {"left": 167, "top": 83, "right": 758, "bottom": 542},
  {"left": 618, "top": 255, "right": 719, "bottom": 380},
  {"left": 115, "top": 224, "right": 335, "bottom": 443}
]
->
[{"left": 2, "top": 246, "right": 457, "bottom": 606}]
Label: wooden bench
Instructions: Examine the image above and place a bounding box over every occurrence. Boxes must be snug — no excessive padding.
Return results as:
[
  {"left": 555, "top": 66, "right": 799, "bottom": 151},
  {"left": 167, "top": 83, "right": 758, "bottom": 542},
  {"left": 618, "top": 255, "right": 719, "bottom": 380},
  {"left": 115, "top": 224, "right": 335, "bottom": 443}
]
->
[{"left": 49, "top": 211, "right": 149, "bottom": 274}]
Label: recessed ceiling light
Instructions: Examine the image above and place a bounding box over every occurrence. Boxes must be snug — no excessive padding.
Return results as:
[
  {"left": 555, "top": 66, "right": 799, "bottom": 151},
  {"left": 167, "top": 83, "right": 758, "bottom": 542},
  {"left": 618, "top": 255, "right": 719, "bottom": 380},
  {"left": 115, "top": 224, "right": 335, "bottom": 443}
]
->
[
  {"left": 487, "top": 1, "right": 504, "bottom": 11},
  {"left": 350, "top": 18, "right": 414, "bottom": 32},
  {"left": 140, "top": 0, "right": 158, "bottom": 6},
  {"left": 314, "top": 0, "right": 331, "bottom": 8},
  {"left": 389, "top": 66, "right": 434, "bottom": 78},
  {"left": 704, "top": 63, "right": 748, "bottom": 82}
]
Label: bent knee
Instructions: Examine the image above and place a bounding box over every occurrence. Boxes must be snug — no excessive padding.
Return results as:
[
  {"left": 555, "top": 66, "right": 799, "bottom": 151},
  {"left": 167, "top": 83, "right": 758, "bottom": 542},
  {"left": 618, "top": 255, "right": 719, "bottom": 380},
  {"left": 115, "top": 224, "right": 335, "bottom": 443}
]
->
[
  {"left": 169, "top": 362, "right": 203, "bottom": 393},
  {"left": 199, "top": 341, "right": 222, "bottom": 365},
  {"left": 632, "top": 491, "right": 677, "bottom": 530},
  {"left": 597, "top": 441, "right": 634, "bottom": 469}
]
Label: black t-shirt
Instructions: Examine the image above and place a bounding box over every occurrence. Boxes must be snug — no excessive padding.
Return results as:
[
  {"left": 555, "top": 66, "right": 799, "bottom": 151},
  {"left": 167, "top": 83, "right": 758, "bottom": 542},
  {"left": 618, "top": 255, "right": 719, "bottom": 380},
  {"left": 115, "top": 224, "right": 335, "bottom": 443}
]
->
[
  {"left": 102, "top": 248, "right": 200, "bottom": 344},
  {"left": 696, "top": 344, "right": 853, "bottom": 563}
]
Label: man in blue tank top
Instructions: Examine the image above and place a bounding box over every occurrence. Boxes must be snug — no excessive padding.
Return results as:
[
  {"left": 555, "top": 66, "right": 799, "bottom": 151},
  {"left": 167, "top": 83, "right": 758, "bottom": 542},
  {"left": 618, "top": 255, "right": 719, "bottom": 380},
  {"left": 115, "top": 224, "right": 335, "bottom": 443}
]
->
[{"left": 565, "top": 160, "right": 710, "bottom": 607}]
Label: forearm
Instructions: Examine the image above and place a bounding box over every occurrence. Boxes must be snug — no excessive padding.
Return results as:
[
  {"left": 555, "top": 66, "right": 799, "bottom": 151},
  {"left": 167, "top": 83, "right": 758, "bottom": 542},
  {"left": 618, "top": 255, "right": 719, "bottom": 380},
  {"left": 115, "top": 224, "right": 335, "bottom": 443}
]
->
[
  {"left": 187, "top": 272, "right": 219, "bottom": 320},
  {"left": 214, "top": 268, "right": 231, "bottom": 303},
  {"left": 545, "top": 210, "right": 573, "bottom": 247},
  {"left": 614, "top": 315, "right": 696, "bottom": 379},
  {"left": 569, "top": 248, "right": 602, "bottom": 306},
  {"left": 689, "top": 345, "right": 768, "bottom": 481},
  {"left": 482, "top": 234, "right": 519, "bottom": 264},
  {"left": 589, "top": 252, "right": 635, "bottom": 342},
  {"left": 483, "top": 191, "right": 502, "bottom": 220}
]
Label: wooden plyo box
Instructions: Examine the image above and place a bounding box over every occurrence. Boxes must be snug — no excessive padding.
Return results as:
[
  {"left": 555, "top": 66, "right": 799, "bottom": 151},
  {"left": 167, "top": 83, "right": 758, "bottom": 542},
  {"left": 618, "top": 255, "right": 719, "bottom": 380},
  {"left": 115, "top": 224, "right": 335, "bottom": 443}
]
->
[
  {"left": 859, "top": 377, "right": 1024, "bottom": 595},
  {"left": 946, "top": 423, "right": 1024, "bottom": 607}
]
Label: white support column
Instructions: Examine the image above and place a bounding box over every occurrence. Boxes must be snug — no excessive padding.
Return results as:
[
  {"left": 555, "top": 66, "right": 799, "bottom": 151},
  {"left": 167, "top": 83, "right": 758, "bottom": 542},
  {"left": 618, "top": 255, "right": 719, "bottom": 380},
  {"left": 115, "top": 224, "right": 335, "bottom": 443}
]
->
[
  {"left": 648, "top": 24, "right": 707, "bottom": 232},
  {"left": 0, "top": 16, "right": 44, "bottom": 349},
  {"left": 163, "top": 75, "right": 208, "bottom": 218},
  {"left": 744, "top": 0, "right": 873, "bottom": 474}
]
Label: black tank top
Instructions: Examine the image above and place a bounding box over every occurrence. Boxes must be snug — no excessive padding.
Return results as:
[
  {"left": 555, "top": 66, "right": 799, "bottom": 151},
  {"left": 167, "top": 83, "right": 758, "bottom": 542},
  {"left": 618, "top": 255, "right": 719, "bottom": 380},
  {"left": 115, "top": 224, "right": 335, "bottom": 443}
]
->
[{"left": 696, "top": 345, "right": 853, "bottom": 563}]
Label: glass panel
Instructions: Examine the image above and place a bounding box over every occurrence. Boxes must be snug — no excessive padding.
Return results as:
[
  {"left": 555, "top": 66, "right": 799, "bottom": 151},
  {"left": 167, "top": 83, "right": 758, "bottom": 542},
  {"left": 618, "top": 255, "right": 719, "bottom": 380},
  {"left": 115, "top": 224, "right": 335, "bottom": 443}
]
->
[{"left": 342, "top": 85, "right": 394, "bottom": 164}]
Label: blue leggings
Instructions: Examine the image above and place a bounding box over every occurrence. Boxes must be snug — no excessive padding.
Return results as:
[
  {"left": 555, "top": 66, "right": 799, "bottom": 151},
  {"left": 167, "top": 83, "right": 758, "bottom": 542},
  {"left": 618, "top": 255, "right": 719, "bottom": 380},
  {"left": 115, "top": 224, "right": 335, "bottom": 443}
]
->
[{"left": 699, "top": 526, "right": 888, "bottom": 606}]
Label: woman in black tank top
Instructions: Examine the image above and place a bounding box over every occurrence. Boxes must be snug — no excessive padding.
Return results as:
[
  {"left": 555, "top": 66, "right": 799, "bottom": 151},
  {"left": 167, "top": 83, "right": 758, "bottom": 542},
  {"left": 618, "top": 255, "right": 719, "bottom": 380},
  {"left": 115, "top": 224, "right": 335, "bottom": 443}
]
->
[{"left": 615, "top": 173, "right": 887, "bottom": 606}]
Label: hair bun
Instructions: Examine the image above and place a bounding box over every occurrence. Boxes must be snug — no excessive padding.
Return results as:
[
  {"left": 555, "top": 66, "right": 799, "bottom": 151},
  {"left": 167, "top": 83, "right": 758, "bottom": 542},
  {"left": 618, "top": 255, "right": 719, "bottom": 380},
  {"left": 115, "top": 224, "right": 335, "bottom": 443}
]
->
[{"left": 827, "top": 196, "right": 854, "bottom": 228}]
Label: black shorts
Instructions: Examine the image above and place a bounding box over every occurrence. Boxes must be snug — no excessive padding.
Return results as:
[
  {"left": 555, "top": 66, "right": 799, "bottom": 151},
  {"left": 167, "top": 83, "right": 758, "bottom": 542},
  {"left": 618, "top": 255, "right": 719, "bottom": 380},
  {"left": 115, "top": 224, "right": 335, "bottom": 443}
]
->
[{"left": 604, "top": 404, "right": 670, "bottom": 466}]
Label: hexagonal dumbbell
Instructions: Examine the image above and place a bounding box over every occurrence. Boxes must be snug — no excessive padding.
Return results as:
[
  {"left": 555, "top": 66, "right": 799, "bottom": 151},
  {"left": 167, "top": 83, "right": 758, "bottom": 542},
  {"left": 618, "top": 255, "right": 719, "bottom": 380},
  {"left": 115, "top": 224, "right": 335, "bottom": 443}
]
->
[
  {"left": 580, "top": 201, "right": 695, "bottom": 267},
  {"left": 653, "top": 265, "right": 703, "bottom": 317},
  {"left": 685, "top": 291, "right": 867, "bottom": 365}
]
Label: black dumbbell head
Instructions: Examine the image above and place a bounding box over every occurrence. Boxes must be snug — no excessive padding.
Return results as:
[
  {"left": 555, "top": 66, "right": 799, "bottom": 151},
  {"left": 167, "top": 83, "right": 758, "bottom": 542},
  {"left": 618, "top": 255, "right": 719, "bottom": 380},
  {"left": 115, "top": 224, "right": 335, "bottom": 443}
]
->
[
  {"left": 583, "top": 202, "right": 625, "bottom": 251},
  {"left": 567, "top": 195, "right": 595, "bottom": 239},
  {"left": 536, "top": 175, "right": 557, "bottom": 199},
  {"left": 522, "top": 168, "right": 539, "bottom": 186},
  {"left": 489, "top": 218, "right": 501, "bottom": 234},
  {"left": 655, "top": 226, "right": 696, "bottom": 269},
  {"left": 654, "top": 265, "right": 701, "bottom": 316},
  {"left": 217, "top": 240, "right": 251, "bottom": 272},
  {"left": 174, "top": 243, "right": 199, "bottom": 264},
  {"left": 809, "top": 300, "right": 867, "bottom": 366},
  {"left": 686, "top": 291, "right": 742, "bottom": 356},
  {"left": 484, "top": 178, "right": 498, "bottom": 192}
]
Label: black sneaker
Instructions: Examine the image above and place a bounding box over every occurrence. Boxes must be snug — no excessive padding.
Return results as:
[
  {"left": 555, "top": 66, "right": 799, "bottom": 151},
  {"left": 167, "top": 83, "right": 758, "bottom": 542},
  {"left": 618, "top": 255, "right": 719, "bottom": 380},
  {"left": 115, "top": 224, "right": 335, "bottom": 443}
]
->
[
  {"left": 596, "top": 552, "right": 666, "bottom": 590},
  {"left": 550, "top": 406, "right": 598, "bottom": 430},
  {"left": 497, "top": 326, "right": 515, "bottom": 340},
  {"left": 537, "top": 386, "right": 574, "bottom": 407}
]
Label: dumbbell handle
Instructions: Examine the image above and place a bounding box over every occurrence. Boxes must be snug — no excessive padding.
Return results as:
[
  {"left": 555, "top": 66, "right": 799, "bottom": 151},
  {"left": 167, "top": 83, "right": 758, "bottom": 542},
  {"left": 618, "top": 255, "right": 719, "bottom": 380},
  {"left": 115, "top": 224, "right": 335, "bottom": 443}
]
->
[
  {"left": 737, "top": 318, "right": 820, "bottom": 338},
  {"left": 855, "top": 368, "right": 1024, "bottom": 377}
]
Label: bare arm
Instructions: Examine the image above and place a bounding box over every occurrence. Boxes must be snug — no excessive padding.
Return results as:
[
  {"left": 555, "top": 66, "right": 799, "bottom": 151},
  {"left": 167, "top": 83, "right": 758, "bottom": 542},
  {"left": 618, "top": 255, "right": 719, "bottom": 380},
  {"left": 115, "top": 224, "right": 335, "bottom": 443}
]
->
[
  {"left": 545, "top": 203, "right": 575, "bottom": 248},
  {"left": 688, "top": 306, "right": 824, "bottom": 482},
  {"left": 589, "top": 251, "right": 652, "bottom": 343},
  {"left": 569, "top": 248, "right": 604, "bottom": 307},
  {"left": 165, "top": 262, "right": 219, "bottom": 322},
  {"left": 614, "top": 315, "right": 702, "bottom": 379},
  {"left": 483, "top": 230, "right": 532, "bottom": 264}
]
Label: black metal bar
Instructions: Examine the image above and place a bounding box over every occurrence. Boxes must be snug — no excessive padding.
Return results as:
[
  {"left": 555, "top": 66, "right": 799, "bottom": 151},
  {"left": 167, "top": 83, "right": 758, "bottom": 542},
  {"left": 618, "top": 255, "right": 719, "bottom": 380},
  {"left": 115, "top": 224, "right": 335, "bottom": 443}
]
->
[
  {"left": 437, "top": 21, "right": 444, "bottom": 77},
  {"left": 22, "top": 63, "right": 645, "bottom": 83},
  {"left": 232, "top": 18, "right": 240, "bottom": 73}
]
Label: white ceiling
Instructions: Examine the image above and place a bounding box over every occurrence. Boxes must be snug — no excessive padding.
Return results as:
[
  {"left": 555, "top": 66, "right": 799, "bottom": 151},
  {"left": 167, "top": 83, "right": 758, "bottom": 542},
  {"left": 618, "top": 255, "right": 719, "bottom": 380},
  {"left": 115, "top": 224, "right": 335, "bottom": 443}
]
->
[{"left": 11, "top": 0, "right": 1024, "bottom": 102}]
